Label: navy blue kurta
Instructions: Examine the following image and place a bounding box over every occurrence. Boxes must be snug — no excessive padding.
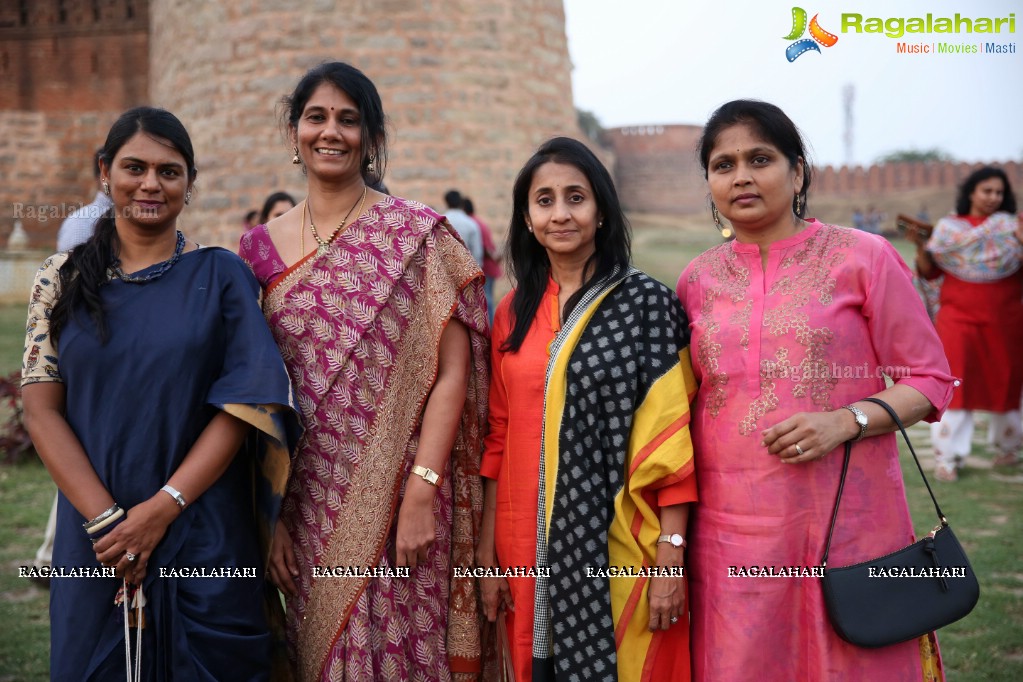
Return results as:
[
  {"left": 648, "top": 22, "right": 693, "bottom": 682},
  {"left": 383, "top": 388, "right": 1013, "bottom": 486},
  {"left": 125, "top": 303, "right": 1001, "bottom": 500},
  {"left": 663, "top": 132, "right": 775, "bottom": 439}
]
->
[{"left": 44, "top": 247, "right": 297, "bottom": 681}]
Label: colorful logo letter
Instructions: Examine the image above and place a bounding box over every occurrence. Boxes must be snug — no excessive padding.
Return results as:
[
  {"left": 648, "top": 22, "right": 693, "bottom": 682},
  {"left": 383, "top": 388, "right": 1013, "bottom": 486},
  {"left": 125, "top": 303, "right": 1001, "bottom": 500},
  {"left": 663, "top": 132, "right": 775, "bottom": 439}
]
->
[{"left": 784, "top": 7, "right": 838, "bottom": 62}]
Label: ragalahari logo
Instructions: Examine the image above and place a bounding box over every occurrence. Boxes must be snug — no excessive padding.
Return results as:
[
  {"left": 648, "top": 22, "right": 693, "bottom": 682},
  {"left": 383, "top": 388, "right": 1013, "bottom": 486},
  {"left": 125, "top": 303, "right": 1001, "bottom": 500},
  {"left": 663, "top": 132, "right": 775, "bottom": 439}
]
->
[{"left": 784, "top": 7, "right": 839, "bottom": 61}]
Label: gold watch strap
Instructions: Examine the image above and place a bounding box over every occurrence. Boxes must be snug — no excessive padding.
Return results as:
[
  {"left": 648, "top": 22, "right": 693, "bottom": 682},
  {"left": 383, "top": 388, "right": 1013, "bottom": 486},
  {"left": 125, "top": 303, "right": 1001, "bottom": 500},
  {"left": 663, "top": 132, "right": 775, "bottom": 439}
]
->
[{"left": 411, "top": 465, "right": 441, "bottom": 486}]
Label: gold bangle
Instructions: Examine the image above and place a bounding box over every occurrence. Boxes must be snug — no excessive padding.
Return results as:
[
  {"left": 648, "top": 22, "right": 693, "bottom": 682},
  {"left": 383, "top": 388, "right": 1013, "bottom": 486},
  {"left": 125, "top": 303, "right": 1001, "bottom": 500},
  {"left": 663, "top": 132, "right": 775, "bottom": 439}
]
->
[
  {"left": 83, "top": 503, "right": 121, "bottom": 530},
  {"left": 85, "top": 507, "right": 124, "bottom": 534}
]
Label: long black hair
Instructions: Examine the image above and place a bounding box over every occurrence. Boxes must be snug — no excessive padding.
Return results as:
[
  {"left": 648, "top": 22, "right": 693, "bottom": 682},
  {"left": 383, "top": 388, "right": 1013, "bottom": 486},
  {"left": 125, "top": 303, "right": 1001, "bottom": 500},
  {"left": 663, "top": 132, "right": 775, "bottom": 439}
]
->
[
  {"left": 955, "top": 166, "right": 1017, "bottom": 216},
  {"left": 258, "top": 190, "right": 296, "bottom": 224},
  {"left": 503, "top": 137, "right": 631, "bottom": 352},
  {"left": 281, "top": 61, "right": 388, "bottom": 188},
  {"left": 50, "top": 107, "right": 197, "bottom": 344},
  {"left": 698, "top": 99, "right": 813, "bottom": 218}
]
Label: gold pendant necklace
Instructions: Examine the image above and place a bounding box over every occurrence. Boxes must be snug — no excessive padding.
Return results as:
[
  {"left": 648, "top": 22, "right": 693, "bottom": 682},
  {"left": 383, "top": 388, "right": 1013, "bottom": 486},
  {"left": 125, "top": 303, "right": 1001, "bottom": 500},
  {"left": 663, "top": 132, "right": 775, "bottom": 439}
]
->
[{"left": 306, "top": 186, "right": 368, "bottom": 256}]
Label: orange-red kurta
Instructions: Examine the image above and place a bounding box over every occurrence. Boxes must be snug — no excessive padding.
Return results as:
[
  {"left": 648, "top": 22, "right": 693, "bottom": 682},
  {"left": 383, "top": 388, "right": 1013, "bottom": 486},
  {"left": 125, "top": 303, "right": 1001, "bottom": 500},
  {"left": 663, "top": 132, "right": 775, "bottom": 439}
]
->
[{"left": 482, "top": 278, "right": 697, "bottom": 682}]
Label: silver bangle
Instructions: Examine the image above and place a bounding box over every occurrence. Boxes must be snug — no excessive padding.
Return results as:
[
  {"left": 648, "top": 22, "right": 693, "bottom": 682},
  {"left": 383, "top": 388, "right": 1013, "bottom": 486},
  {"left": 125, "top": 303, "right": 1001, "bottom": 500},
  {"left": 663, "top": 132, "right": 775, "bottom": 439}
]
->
[
  {"left": 160, "top": 484, "right": 187, "bottom": 509},
  {"left": 83, "top": 503, "right": 121, "bottom": 530}
]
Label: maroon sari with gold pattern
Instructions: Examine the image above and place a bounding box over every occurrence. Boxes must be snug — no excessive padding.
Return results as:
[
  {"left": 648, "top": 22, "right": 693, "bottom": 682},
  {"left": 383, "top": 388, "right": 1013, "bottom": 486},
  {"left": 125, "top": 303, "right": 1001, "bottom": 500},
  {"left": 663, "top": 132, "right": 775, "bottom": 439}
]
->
[{"left": 240, "top": 196, "right": 488, "bottom": 681}]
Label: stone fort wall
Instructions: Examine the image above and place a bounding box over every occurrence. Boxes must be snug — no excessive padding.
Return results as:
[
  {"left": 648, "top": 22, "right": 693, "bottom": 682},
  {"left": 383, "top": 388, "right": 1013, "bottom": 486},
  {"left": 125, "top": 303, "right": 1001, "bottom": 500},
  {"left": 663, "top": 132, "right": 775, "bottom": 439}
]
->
[
  {"left": 3, "top": 3, "right": 1020, "bottom": 251},
  {"left": 0, "top": 0, "right": 148, "bottom": 248},
  {"left": 607, "top": 123, "right": 1023, "bottom": 216},
  {"left": 3, "top": 0, "right": 579, "bottom": 249}
]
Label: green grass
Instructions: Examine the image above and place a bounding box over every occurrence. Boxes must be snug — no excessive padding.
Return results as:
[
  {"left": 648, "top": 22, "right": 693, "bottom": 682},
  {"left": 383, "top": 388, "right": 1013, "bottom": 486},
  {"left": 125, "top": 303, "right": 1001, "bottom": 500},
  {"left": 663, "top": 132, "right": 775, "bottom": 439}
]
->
[
  {"left": 0, "top": 461, "right": 52, "bottom": 681},
  {"left": 0, "top": 221, "right": 1020, "bottom": 679},
  {"left": 901, "top": 429, "right": 1023, "bottom": 680},
  {"left": 0, "top": 303, "right": 27, "bottom": 376}
]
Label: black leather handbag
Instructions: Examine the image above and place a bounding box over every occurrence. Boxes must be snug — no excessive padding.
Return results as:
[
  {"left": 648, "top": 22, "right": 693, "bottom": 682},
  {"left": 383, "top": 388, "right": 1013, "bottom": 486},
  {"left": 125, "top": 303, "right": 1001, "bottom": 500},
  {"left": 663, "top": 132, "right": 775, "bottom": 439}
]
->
[{"left": 820, "top": 397, "right": 980, "bottom": 648}]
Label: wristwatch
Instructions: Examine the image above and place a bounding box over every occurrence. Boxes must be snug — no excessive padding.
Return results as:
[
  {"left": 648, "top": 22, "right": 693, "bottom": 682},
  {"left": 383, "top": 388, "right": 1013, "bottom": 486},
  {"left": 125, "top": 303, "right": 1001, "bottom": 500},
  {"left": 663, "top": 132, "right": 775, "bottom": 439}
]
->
[
  {"left": 411, "top": 465, "right": 441, "bottom": 486},
  {"left": 842, "top": 404, "right": 868, "bottom": 442},
  {"left": 657, "top": 533, "right": 687, "bottom": 549}
]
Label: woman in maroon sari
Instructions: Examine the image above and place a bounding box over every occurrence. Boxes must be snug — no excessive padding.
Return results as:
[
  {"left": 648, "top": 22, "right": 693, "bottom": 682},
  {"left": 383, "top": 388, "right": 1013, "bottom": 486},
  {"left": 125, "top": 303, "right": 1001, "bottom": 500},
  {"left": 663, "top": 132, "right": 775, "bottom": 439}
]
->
[{"left": 239, "top": 62, "right": 488, "bottom": 681}]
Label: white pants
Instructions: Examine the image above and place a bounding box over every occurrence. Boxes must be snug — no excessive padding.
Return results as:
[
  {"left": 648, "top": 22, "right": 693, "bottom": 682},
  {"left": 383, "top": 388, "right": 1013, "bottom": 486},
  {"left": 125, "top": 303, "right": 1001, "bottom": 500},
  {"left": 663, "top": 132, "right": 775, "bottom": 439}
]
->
[
  {"left": 33, "top": 492, "right": 58, "bottom": 568},
  {"left": 930, "top": 409, "right": 1022, "bottom": 469}
]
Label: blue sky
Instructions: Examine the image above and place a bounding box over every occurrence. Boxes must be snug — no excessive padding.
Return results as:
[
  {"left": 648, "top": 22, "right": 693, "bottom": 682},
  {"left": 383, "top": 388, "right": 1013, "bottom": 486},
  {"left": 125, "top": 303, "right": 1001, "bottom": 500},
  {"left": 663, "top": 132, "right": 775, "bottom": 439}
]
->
[{"left": 564, "top": 0, "right": 1022, "bottom": 167}]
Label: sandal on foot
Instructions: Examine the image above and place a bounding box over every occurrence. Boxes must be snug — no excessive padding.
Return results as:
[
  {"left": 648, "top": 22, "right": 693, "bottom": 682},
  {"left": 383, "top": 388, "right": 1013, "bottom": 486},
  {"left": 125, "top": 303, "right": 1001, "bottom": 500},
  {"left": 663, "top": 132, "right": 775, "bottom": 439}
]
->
[{"left": 934, "top": 465, "right": 958, "bottom": 482}]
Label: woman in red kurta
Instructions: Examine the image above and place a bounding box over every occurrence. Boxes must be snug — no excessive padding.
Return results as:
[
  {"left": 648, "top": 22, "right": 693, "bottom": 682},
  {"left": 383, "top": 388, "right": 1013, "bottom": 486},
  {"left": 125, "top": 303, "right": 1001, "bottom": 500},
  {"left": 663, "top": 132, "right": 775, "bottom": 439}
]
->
[
  {"left": 478, "top": 138, "right": 697, "bottom": 682},
  {"left": 911, "top": 166, "right": 1023, "bottom": 480}
]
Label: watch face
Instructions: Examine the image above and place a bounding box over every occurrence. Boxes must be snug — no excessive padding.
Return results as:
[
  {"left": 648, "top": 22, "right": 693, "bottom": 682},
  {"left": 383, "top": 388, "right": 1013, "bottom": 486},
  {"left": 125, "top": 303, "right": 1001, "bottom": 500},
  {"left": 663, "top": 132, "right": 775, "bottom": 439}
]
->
[
  {"left": 856, "top": 413, "right": 868, "bottom": 427},
  {"left": 670, "top": 533, "right": 684, "bottom": 547}
]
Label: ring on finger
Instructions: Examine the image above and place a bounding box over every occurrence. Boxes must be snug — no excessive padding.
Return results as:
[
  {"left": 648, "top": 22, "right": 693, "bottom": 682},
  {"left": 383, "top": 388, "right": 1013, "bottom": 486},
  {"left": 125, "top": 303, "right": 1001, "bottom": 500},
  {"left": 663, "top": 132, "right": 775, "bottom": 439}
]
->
[
  {"left": 125, "top": 552, "right": 137, "bottom": 562},
  {"left": 794, "top": 443, "right": 804, "bottom": 456},
  {"left": 670, "top": 616, "right": 679, "bottom": 624}
]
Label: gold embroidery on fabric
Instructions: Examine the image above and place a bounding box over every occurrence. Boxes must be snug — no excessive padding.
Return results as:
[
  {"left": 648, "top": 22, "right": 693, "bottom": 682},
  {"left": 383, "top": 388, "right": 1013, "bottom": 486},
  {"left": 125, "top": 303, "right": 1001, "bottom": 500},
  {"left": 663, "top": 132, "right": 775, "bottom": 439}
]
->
[
  {"left": 688, "top": 245, "right": 748, "bottom": 418},
  {"left": 691, "top": 227, "right": 857, "bottom": 433}
]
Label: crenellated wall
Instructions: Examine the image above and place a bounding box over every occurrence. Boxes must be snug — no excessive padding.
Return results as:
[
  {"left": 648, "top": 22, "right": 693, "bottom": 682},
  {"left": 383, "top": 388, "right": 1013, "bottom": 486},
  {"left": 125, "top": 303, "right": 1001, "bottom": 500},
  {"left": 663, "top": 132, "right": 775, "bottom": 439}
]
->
[
  {"left": 607, "top": 124, "right": 1023, "bottom": 216},
  {"left": 814, "top": 160, "right": 1022, "bottom": 196},
  {"left": 605, "top": 125, "right": 706, "bottom": 215}
]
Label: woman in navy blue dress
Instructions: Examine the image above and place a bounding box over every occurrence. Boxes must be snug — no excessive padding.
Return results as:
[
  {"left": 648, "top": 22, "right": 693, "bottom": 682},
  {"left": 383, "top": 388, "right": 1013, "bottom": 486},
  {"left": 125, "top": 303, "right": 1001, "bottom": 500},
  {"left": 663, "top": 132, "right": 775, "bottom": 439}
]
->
[{"left": 22, "top": 107, "right": 300, "bottom": 681}]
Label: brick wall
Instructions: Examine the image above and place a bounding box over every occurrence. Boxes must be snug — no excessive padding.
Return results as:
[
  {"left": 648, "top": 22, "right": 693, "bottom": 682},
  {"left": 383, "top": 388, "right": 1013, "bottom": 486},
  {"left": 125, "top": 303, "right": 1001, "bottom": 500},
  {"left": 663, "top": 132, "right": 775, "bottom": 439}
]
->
[
  {"left": 0, "top": 110, "right": 120, "bottom": 249},
  {"left": 608, "top": 123, "right": 1023, "bottom": 216},
  {"left": 607, "top": 125, "right": 705, "bottom": 214},
  {"left": 0, "top": 0, "right": 148, "bottom": 248},
  {"left": 148, "top": 0, "right": 581, "bottom": 247},
  {"left": 0, "top": 0, "right": 148, "bottom": 112},
  {"left": 815, "top": 160, "right": 1023, "bottom": 197}
]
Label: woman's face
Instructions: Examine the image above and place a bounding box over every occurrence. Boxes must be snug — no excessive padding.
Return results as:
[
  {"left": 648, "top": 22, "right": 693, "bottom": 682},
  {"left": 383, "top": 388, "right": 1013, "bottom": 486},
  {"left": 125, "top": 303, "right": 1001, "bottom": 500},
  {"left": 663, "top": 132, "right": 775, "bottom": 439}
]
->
[
  {"left": 101, "top": 131, "right": 190, "bottom": 232},
  {"left": 291, "top": 83, "right": 363, "bottom": 182},
  {"left": 525, "top": 161, "right": 601, "bottom": 263},
  {"left": 706, "top": 123, "right": 803, "bottom": 237},
  {"left": 267, "top": 199, "right": 294, "bottom": 221},
  {"left": 968, "top": 177, "right": 1005, "bottom": 218}
]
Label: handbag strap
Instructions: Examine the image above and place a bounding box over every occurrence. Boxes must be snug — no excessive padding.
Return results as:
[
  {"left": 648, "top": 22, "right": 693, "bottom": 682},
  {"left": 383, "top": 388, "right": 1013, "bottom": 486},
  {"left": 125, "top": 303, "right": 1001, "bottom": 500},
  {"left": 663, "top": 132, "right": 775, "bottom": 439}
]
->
[{"left": 820, "top": 397, "right": 947, "bottom": 567}]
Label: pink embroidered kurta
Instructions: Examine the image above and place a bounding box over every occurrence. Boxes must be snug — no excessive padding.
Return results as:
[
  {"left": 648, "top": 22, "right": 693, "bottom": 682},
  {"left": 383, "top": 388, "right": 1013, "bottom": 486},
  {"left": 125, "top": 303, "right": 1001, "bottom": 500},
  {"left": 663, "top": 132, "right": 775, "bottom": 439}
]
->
[{"left": 676, "top": 221, "right": 955, "bottom": 682}]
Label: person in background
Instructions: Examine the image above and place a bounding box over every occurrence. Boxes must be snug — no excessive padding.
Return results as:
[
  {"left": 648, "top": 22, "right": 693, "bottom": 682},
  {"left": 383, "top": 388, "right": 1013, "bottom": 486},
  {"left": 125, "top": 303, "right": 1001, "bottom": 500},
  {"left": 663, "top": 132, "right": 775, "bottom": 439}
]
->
[
  {"left": 479, "top": 137, "right": 696, "bottom": 682},
  {"left": 463, "top": 196, "right": 502, "bottom": 324},
  {"left": 239, "top": 61, "right": 488, "bottom": 681},
  {"left": 258, "top": 190, "right": 297, "bottom": 225},
  {"left": 443, "top": 188, "right": 484, "bottom": 267},
  {"left": 56, "top": 148, "right": 112, "bottom": 252},
  {"left": 23, "top": 106, "right": 300, "bottom": 681},
  {"left": 851, "top": 207, "right": 865, "bottom": 232},
  {"left": 911, "top": 166, "right": 1023, "bottom": 480},
  {"left": 243, "top": 209, "right": 259, "bottom": 231},
  {"left": 677, "top": 99, "right": 955, "bottom": 682}
]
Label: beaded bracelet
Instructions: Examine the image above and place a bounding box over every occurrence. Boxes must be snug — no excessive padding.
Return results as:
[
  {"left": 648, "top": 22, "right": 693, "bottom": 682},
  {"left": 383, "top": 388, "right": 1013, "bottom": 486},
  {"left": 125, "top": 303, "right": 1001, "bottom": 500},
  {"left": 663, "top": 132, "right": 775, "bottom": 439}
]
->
[{"left": 83, "top": 504, "right": 121, "bottom": 531}]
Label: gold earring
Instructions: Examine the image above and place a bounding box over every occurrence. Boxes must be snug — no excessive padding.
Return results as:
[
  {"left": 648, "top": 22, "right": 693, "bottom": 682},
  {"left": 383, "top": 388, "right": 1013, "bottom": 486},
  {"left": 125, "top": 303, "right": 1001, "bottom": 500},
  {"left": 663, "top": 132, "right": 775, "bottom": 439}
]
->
[
  {"left": 794, "top": 194, "right": 802, "bottom": 215},
  {"left": 712, "top": 203, "right": 732, "bottom": 239},
  {"left": 185, "top": 189, "right": 192, "bottom": 205},
  {"left": 292, "top": 147, "right": 301, "bottom": 165},
  {"left": 102, "top": 181, "right": 110, "bottom": 196},
  {"left": 365, "top": 156, "right": 375, "bottom": 172}
]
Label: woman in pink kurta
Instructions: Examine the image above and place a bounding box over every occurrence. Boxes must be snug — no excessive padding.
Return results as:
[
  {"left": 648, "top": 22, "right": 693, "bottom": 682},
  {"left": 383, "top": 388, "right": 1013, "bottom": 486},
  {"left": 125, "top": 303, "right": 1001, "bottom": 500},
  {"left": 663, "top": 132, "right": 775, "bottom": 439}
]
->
[{"left": 676, "top": 100, "right": 957, "bottom": 681}]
